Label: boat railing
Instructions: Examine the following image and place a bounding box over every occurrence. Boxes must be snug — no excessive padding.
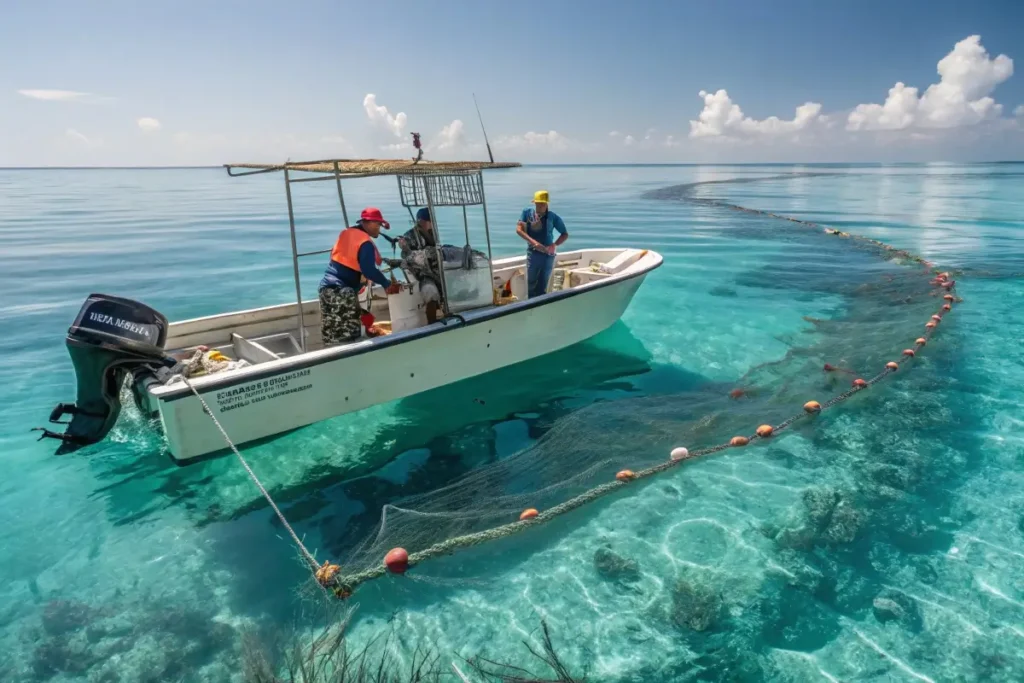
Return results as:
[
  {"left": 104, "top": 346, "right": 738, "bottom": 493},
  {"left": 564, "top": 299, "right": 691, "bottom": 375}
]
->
[{"left": 222, "top": 158, "right": 520, "bottom": 351}]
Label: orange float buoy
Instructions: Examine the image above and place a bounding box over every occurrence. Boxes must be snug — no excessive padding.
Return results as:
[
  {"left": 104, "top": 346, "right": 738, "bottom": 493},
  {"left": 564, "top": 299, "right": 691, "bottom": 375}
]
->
[
  {"left": 942, "top": 304, "right": 951, "bottom": 311},
  {"left": 315, "top": 563, "right": 341, "bottom": 586},
  {"left": 384, "top": 547, "right": 409, "bottom": 574},
  {"left": 853, "top": 378, "right": 868, "bottom": 388},
  {"left": 729, "top": 388, "right": 744, "bottom": 399},
  {"left": 915, "top": 337, "right": 927, "bottom": 346},
  {"left": 926, "top": 321, "right": 936, "bottom": 329},
  {"left": 804, "top": 401, "right": 822, "bottom": 413},
  {"left": 520, "top": 508, "right": 539, "bottom": 521},
  {"left": 886, "top": 362, "right": 899, "bottom": 370},
  {"left": 756, "top": 425, "right": 774, "bottom": 438},
  {"left": 730, "top": 436, "right": 749, "bottom": 447},
  {"left": 903, "top": 349, "right": 916, "bottom": 357},
  {"left": 616, "top": 470, "right": 636, "bottom": 482},
  {"left": 931, "top": 314, "right": 942, "bottom": 322}
]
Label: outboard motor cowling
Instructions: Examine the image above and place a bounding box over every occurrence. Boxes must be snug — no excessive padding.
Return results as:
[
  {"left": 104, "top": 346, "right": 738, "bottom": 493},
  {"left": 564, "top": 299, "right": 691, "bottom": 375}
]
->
[{"left": 38, "top": 294, "right": 173, "bottom": 454}]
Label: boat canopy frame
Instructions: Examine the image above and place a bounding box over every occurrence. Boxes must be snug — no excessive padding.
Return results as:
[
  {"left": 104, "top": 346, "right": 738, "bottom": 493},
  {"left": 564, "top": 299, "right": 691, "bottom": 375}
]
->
[{"left": 223, "top": 158, "right": 521, "bottom": 351}]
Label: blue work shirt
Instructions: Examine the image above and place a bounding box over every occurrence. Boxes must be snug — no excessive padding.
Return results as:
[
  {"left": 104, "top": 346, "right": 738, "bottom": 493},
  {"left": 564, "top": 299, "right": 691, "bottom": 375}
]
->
[
  {"left": 519, "top": 207, "right": 567, "bottom": 247},
  {"left": 319, "top": 241, "right": 390, "bottom": 290}
]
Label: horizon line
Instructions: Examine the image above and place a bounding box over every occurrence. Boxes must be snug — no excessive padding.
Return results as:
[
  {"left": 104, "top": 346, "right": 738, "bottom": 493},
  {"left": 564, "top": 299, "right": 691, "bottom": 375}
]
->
[{"left": 1, "top": 160, "right": 1022, "bottom": 171}]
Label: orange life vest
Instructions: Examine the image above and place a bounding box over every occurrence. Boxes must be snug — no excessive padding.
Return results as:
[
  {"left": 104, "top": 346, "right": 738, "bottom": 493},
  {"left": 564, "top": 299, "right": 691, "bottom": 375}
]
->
[{"left": 330, "top": 227, "right": 381, "bottom": 274}]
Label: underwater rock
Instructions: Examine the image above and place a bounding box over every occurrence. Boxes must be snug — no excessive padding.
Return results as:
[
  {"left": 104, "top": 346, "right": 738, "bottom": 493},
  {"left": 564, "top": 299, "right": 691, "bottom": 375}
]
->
[
  {"left": 868, "top": 462, "right": 913, "bottom": 490},
  {"left": 772, "top": 486, "right": 863, "bottom": 549},
  {"left": 829, "top": 568, "right": 876, "bottom": 615},
  {"left": 690, "top": 634, "right": 779, "bottom": 682},
  {"left": 886, "top": 512, "right": 953, "bottom": 554},
  {"left": 821, "top": 499, "right": 861, "bottom": 544},
  {"left": 772, "top": 550, "right": 826, "bottom": 595},
  {"left": 41, "top": 599, "right": 96, "bottom": 637},
  {"left": 89, "top": 666, "right": 121, "bottom": 683},
  {"left": 708, "top": 285, "right": 738, "bottom": 298},
  {"left": 670, "top": 576, "right": 722, "bottom": 632},
  {"left": 31, "top": 636, "right": 102, "bottom": 680},
  {"left": 872, "top": 597, "right": 905, "bottom": 622},
  {"left": 872, "top": 588, "right": 923, "bottom": 632},
  {"left": 912, "top": 558, "right": 939, "bottom": 585},
  {"left": 594, "top": 547, "right": 641, "bottom": 584},
  {"left": 872, "top": 484, "right": 905, "bottom": 502},
  {"left": 971, "top": 638, "right": 1024, "bottom": 682}
]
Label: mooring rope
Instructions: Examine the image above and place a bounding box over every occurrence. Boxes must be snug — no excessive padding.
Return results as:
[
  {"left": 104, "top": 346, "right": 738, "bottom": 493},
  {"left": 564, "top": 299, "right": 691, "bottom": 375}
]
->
[
  {"left": 181, "top": 376, "right": 328, "bottom": 583},
  {"left": 319, "top": 224, "right": 962, "bottom": 598}
]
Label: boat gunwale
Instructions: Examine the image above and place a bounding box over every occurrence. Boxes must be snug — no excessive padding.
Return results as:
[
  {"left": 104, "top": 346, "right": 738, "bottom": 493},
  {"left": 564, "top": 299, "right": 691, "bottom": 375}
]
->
[{"left": 155, "top": 249, "right": 662, "bottom": 403}]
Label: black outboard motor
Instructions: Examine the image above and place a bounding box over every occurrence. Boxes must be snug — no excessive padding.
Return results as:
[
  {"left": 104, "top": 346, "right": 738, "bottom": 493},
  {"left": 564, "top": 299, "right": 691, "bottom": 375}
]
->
[{"left": 37, "top": 294, "right": 174, "bottom": 454}]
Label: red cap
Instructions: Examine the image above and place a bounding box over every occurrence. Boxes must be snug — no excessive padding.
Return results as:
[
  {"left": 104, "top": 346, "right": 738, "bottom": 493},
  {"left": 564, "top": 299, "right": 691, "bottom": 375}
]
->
[{"left": 359, "top": 207, "right": 390, "bottom": 229}]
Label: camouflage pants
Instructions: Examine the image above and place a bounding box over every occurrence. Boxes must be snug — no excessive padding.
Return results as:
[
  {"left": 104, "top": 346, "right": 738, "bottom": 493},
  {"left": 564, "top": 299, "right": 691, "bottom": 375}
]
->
[{"left": 318, "top": 286, "right": 361, "bottom": 346}]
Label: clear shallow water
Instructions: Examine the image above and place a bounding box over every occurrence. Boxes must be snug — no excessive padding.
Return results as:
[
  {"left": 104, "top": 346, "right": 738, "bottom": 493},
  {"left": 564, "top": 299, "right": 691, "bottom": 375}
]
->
[{"left": 0, "top": 164, "right": 1022, "bottom": 681}]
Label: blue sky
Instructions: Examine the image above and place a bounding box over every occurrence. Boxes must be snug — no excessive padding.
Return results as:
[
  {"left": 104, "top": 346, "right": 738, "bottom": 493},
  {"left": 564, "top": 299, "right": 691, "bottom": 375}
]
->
[{"left": 2, "top": 0, "right": 1022, "bottom": 165}]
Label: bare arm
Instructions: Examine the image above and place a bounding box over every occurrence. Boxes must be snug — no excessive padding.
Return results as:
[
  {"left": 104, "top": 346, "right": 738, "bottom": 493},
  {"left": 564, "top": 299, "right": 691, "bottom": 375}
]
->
[{"left": 516, "top": 221, "right": 544, "bottom": 251}]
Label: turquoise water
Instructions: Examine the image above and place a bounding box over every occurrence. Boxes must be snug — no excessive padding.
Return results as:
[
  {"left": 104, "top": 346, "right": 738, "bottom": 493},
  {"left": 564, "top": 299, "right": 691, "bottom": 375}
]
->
[{"left": 1, "top": 164, "right": 1022, "bottom": 681}]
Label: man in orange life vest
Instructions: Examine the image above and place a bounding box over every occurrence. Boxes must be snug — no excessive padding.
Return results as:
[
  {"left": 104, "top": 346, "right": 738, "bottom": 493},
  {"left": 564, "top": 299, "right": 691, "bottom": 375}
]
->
[{"left": 318, "top": 207, "right": 401, "bottom": 346}]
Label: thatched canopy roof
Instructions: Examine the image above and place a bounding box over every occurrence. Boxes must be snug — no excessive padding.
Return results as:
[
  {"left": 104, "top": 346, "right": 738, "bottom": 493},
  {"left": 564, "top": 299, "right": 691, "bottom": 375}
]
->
[{"left": 225, "top": 158, "right": 520, "bottom": 177}]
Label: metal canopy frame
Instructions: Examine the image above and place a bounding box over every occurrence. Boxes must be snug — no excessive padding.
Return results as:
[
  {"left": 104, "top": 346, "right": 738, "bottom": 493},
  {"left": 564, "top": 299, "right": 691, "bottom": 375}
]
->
[
  {"left": 395, "top": 170, "right": 495, "bottom": 321},
  {"left": 223, "top": 160, "right": 509, "bottom": 351}
]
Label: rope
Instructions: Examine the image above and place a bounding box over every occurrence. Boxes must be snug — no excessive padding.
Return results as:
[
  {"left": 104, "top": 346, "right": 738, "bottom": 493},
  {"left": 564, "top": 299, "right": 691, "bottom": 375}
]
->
[
  {"left": 181, "top": 376, "right": 324, "bottom": 579},
  {"left": 325, "top": 248, "right": 961, "bottom": 596}
]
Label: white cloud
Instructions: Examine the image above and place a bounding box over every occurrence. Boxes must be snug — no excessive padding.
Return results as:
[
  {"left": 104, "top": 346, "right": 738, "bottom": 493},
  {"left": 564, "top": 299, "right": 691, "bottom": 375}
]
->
[
  {"left": 65, "top": 128, "right": 100, "bottom": 148},
  {"left": 363, "top": 93, "right": 407, "bottom": 137},
  {"left": 493, "top": 130, "right": 570, "bottom": 151},
  {"left": 432, "top": 119, "right": 465, "bottom": 151},
  {"left": 137, "top": 117, "right": 161, "bottom": 132},
  {"left": 623, "top": 134, "right": 635, "bottom": 146},
  {"left": 689, "top": 89, "right": 825, "bottom": 139},
  {"left": 1015, "top": 105, "right": 1024, "bottom": 117},
  {"left": 19, "top": 89, "right": 107, "bottom": 103},
  {"left": 847, "top": 35, "right": 1013, "bottom": 131},
  {"left": 609, "top": 131, "right": 620, "bottom": 137}
]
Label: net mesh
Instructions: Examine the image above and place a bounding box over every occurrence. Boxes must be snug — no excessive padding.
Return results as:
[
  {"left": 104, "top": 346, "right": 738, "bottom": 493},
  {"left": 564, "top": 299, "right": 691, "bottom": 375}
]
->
[{"left": 319, "top": 178, "right": 959, "bottom": 597}]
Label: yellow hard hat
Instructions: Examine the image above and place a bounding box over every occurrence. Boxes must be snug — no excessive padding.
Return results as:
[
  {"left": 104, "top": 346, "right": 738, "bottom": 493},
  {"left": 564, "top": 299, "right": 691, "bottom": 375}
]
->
[{"left": 532, "top": 190, "right": 550, "bottom": 205}]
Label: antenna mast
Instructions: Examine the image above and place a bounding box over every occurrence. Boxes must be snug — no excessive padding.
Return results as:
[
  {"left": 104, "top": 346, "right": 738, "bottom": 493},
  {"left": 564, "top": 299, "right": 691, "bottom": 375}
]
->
[{"left": 473, "top": 93, "right": 495, "bottom": 163}]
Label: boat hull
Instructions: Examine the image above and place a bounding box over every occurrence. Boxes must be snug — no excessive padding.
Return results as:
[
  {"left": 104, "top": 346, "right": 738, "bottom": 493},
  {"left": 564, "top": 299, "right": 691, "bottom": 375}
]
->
[{"left": 155, "top": 266, "right": 653, "bottom": 462}]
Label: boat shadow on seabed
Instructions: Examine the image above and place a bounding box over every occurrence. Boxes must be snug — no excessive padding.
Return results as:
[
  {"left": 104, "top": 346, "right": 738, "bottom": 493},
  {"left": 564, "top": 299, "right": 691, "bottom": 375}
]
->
[{"left": 86, "top": 321, "right": 711, "bottom": 529}]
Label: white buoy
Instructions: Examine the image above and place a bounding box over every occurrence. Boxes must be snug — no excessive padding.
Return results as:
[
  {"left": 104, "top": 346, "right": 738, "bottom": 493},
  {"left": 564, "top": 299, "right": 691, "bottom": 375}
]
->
[{"left": 670, "top": 447, "right": 689, "bottom": 461}]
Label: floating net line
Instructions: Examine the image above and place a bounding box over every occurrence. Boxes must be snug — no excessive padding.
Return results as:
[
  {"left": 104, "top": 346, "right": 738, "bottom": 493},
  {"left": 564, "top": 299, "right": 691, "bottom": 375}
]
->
[{"left": 304, "top": 175, "right": 963, "bottom": 599}]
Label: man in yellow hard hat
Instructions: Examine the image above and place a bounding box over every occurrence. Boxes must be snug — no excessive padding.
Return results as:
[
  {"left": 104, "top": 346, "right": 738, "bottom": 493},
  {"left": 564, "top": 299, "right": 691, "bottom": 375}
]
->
[{"left": 515, "top": 190, "right": 569, "bottom": 298}]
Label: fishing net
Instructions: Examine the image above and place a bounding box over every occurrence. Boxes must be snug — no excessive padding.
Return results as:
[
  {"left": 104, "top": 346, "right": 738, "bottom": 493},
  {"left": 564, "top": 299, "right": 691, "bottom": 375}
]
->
[{"left": 315, "top": 178, "right": 960, "bottom": 598}]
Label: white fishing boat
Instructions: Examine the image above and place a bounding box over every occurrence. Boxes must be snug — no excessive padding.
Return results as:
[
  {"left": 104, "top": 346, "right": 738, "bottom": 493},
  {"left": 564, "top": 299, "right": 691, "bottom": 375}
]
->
[{"left": 40, "top": 158, "right": 662, "bottom": 463}]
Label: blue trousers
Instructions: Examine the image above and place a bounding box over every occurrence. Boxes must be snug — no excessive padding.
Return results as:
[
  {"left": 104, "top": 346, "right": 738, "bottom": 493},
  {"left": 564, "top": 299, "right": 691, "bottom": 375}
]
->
[{"left": 526, "top": 249, "right": 555, "bottom": 298}]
